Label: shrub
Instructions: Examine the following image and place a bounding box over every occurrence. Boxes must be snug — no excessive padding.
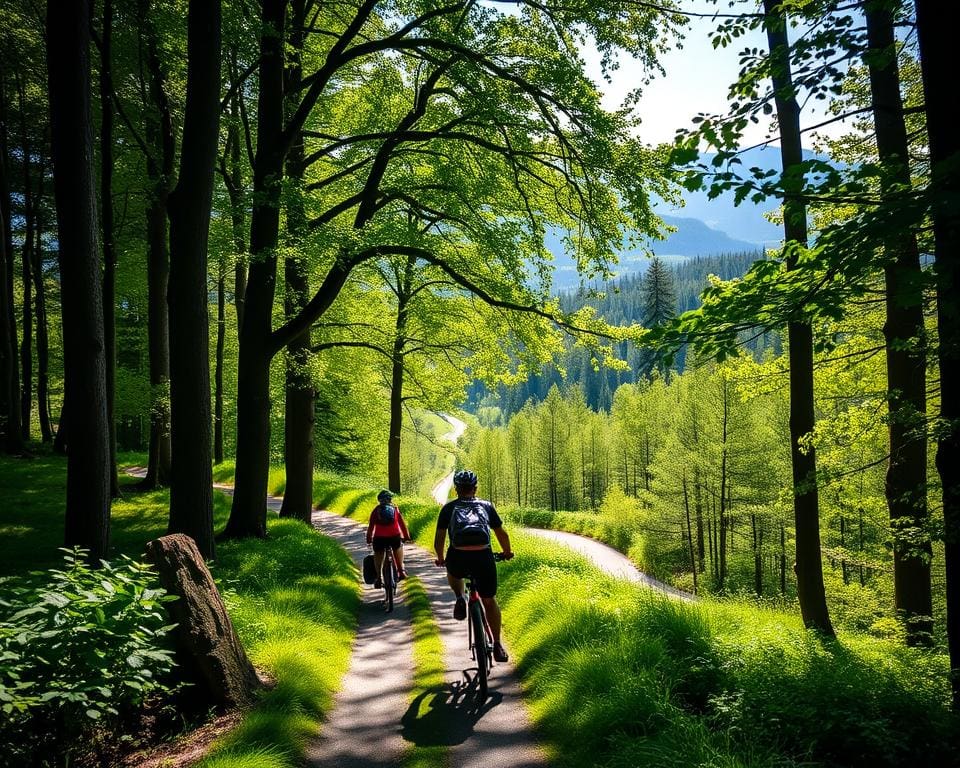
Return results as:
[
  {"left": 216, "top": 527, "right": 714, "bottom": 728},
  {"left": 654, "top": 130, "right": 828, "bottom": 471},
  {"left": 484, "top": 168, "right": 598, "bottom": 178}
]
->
[{"left": 0, "top": 549, "right": 179, "bottom": 766}]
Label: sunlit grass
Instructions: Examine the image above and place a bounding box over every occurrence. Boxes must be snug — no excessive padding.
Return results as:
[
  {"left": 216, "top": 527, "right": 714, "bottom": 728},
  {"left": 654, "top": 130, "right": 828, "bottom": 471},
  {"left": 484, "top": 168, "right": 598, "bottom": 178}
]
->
[
  {"left": 402, "top": 576, "right": 447, "bottom": 768},
  {"left": 0, "top": 454, "right": 360, "bottom": 768},
  {"left": 193, "top": 518, "right": 358, "bottom": 767}
]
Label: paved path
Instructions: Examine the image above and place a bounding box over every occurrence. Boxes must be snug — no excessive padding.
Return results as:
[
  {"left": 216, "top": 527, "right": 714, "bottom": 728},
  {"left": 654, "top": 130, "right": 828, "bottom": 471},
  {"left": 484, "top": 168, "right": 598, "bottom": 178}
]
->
[
  {"left": 524, "top": 527, "right": 694, "bottom": 602},
  {"left": 307, "top": 508, "right": 546, "bottom": 768},
  {"left": 430, "top": 414, "right": 467, "bottom": 505}
]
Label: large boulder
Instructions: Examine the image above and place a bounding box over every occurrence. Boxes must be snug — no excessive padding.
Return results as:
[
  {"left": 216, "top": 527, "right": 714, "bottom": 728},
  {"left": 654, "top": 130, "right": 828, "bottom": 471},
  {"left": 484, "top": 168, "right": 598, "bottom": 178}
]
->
[{"left": 146, "top": 534, "right": 259, "bottom": 709}]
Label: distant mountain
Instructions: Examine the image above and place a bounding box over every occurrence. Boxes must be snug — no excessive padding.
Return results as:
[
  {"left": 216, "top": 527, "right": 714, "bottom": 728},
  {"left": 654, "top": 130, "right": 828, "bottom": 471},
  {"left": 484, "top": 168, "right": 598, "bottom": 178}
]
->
[
  {"left": 545, "top": 215, "right": 760, "bottom": 290},
  {"left": 543, "top": 145, "right": 829, "bottom": 289},
  {"left": 655, "top": 145, "right": 828, "bottom": 246}
]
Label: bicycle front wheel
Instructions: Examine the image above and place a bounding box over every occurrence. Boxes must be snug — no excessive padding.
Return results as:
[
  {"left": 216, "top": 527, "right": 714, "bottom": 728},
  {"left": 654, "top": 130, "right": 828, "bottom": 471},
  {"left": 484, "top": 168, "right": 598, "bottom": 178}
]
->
[{"left": 470, "top": 600, "right": 488, "bottom": 698}]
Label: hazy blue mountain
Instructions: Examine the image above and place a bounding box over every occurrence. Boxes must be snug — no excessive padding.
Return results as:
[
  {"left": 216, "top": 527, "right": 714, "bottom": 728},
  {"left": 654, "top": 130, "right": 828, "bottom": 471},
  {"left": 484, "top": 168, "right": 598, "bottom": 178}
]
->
[
  {"left": 543, "top": 145, "right": 829, "bottom": 289},
  {"left": 655, "top": 145, "right": 828, "bottom": 246}
]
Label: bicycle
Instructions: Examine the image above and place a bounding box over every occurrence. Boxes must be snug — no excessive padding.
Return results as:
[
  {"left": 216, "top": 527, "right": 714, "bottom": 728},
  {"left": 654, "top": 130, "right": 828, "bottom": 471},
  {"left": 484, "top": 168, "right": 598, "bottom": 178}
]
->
[
  {"left": 465, "top": 552, "right": 507, "bottom": 699},
  {"left": 381, "top": 547, "right": 399, "bottom": 613}
]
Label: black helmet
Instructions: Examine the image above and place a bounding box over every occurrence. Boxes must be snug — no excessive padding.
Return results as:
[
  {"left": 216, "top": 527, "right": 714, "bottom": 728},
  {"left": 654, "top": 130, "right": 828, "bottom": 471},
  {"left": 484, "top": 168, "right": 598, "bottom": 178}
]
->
[
  {"left": 453, "top": 469, "right": 478, "bottom": 488},
  {"left": 377, "top": 489, "right": 393, "bottom": 502}
]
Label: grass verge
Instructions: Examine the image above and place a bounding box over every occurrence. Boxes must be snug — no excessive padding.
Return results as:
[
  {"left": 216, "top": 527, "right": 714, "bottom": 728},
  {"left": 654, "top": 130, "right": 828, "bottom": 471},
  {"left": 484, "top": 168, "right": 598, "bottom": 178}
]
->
[
  {"left": 0, "top": 453, "right": 359, "bottom": 768},
  {"left": 401, "top": 576, "right": 448, "bottom": 768}
]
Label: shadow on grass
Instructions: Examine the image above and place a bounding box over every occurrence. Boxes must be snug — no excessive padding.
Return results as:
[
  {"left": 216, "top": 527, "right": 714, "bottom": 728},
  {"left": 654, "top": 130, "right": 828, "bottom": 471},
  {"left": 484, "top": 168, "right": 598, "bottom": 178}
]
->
[{"left": 401, "top": 682, "right": 503, "bottom": 748}]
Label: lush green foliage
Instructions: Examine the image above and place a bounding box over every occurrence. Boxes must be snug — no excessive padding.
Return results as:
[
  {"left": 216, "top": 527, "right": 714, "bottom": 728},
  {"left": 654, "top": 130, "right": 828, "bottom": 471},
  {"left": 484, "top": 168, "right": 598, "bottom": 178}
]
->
[
  {"left": 0, "top": 455, "right": 359, "bottom": 768},
  {"left": 0, "top": 549, "right": 178, "bottom": 766}
]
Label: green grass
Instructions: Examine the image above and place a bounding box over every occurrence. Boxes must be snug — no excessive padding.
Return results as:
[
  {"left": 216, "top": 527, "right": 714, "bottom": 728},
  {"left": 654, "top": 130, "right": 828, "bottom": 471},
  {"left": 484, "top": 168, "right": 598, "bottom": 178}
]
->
[
  {"left": 402, "top": 576, "right": 448, "bottom": 768},
  {"left": 304, "top": 471, "right": 959, "bottom": 768},
  {"left": 196, "top": 518, "right": 358, "bottom": 768},
  {"left": 0, "top": 453, "right": 360, "bottom": 768}
]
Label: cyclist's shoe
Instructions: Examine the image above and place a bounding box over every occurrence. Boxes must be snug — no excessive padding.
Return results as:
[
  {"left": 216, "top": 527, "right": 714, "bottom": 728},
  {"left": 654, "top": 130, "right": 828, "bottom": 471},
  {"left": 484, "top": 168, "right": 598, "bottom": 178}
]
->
[
  {"left": 374, "top": 578, "right": 382, "bottom": 589},
  {"left": 453, "top": 596, "right": 467, "bottom": 621},
  {"left": 397, "top": 568, "right": 408, "bottom": 580},
  {"left": 493, "top": 643, "right": 509, "bottom": 663}
]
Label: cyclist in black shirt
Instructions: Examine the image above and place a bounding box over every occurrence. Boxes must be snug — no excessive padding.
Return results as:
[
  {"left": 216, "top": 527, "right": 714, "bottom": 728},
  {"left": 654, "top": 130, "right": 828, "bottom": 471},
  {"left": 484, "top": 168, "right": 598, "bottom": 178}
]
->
[{"left": 434, "top": 469, "right": 514, "bottom": 662}]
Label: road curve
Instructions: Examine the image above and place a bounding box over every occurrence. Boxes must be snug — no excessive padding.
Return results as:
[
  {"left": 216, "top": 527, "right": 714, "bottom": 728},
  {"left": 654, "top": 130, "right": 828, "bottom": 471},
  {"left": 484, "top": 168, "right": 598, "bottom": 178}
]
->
[
  {"left": 430, "top": 413, "right": 468, "bottom": 506},
  {"left": 523, "top": 527, "right": 694, "bottom": 602}
]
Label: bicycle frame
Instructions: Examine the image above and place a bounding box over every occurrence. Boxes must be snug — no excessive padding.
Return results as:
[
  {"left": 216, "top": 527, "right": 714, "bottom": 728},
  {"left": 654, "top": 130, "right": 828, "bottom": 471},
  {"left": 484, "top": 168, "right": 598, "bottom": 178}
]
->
[
  {"left": 462, "top": 551, "right": 505, "bottom": 698},
  {"left": 382, "top": 547, "right": 399, "bottom": 612}
]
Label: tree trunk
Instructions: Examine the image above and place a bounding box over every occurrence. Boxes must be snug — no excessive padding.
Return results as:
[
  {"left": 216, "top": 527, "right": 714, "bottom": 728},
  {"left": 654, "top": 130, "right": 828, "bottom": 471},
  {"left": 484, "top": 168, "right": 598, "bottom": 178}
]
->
[
  {"left": 100, "top": 0, "right": 119, "bottom": 497},
  {"left": 53, "top": 399, "right": 67, "bottom": 454},
  {"left": 145, "top": 534, "right": 259, "bottom": 708},
  {"left": 280, "top": 4, "right": 315, "bottom": 522},
  {"left": 17, "top": 79, "right": 33, "bottom": 443},
  {"left": 683, "top": 474, "right": 698, "bottom": 594},
  {"left": 752, "top": 513, "right": 763, "bottom": 597},
  {"left": 47, "top": 0, "right": 111, "bottom": 560},
  {"left": 914, "top": 0, "right": 960, "bottom": 709},
  {"left": 143, "top": 188, "right": 172, "bottom": 487},
  {"left": 166, "top": 0, "right": 220, "bottom": 561},
  {"left": 223, "top": 0, "right": 286, "bottom": 539},
  {"left": 865, "top": 1, "right": 933, "bottom": 646},
  {"left": 140, "top": 5, "right": 173, "bottom": 489},
  {"left": 33, "top": 201, "right": 52, "bottom": 443},
  {"left": 780, "top": 521, "right": 787, "bottom": 595},
  {"left": 694, "top": 470, "right": 705, "bottom": 573},
  {"left": 0, "top": 81, "right": 23, "bottom": 454},
  {"left": 214, "top": 267, "right": 225, "bottom": 465},
  {"left": 763, "top": 0, "right": 833, "bottom": 635}
]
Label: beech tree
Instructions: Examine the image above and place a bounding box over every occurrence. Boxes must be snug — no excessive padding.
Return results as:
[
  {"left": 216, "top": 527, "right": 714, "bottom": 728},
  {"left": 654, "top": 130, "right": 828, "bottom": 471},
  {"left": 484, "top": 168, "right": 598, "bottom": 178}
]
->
[
  {"left": 47, "top": 0, "right": 111, "bottom": 559},
  {"left": 913, "top": 0, "right": 960, "bottom": 710},
  {"left": 165, "top": 0, "right": 221, "bottom": 559},
  {"left": 222, "top": 0, "right": 671, "bottom": 538}
]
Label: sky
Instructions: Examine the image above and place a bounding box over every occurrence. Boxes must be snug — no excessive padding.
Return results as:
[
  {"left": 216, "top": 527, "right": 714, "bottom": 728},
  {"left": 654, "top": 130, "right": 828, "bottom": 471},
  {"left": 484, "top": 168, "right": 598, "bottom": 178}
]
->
[{"left": 582, "top": 1, "right": 850, "bottom": 149}]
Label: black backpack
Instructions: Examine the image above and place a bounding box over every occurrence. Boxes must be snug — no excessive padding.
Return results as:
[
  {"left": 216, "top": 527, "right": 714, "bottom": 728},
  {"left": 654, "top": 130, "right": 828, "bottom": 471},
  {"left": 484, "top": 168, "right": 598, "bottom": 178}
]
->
[
  {"left": 449, "top": 500, "right": 490, "bottom": 547},
  {"left": 379, "top": 503, "right": 397, "bottom": 525}
]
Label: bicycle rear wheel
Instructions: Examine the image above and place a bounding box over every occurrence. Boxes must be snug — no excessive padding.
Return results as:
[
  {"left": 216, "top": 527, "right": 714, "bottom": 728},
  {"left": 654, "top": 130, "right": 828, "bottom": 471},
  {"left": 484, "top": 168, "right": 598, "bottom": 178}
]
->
[
  {"left": 470, "top": 600, "right": 488, "bottom": 698},
  {"left": 384, "top": 558, "right": 396, "bottom": 612}
]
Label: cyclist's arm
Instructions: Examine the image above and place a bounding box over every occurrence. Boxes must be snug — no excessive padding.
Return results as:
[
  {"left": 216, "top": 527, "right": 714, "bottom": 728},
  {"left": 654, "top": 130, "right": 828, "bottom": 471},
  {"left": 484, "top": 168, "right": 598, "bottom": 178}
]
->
[
  {"left": 398, "top": 509, "right": 411, "bottom": 541},
  {"left": 366, "top": 509, "right": 376, "bottom": 544},
  {"left": 434, "top": 525, "right": 447, "bottom": 564},
  {"left": 492, "top": 526, "right": 513, "bottom": 559}
]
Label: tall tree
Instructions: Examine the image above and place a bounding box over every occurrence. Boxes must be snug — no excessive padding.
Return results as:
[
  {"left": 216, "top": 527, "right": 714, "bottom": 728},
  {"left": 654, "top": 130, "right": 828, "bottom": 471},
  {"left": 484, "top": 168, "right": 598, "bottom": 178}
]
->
[
  {"left": 0, "top": 78, "right": 23, "bottom": 453},
  {"left": 279, "top": 0, "right": 314, "bottom": 522},
  {"left": 138, "top": 2, "right": 175, "bottom": 489},
  {"left": 15, "top": 73, "right": 33, "bottom": 442},
  {"left": 864, "top": 0, "right": 932, "bottom": 645},
  {"left": 99, "top": 0, "right": 120, "bottom": 496},
  {"left": 762, "top": 0, "right": 833, "bottom": 635},
  {"left": 223, "top": 0, "right": 668, "bottom": 538},
  {"left": 165, "top": 0, "right": 221, "bottom": 559},
  {"left": 914, "top": 0, "right": 960, "bottom": 709},
  {"left": 47, "top": 0, "right": 111, "bottom": 559}
]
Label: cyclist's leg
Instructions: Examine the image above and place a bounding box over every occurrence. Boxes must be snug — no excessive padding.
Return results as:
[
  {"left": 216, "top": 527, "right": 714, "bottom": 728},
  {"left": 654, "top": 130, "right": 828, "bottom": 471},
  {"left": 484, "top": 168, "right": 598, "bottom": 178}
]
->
[
  {"left": 392, "top": 538, "right": 406, "bottom": 577},
  {"left": 480, "top": 597, "right": 502, "bottom": 643},
  {"left": 372, "top": 537, "right": 386, "bottom": 586},
  {"left": 475, "top": 550, "right": 507, "bottom": 658}
]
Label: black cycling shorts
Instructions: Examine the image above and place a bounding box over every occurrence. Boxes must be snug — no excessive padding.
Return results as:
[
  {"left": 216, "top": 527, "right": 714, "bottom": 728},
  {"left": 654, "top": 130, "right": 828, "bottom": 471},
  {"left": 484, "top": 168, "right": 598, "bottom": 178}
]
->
[
  {"left": 445, "top": 547, "right": 497, "bottom": 598},
  {"left": 372, "top": 535, "right": 402, "bottom": 554}
]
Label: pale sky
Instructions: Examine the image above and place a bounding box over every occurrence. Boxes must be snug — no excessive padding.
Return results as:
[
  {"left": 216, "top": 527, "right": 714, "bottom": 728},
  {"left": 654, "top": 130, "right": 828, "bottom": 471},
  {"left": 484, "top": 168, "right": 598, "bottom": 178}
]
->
[{"left": 583, "top": 1, "right": 850, "bottom": 149}]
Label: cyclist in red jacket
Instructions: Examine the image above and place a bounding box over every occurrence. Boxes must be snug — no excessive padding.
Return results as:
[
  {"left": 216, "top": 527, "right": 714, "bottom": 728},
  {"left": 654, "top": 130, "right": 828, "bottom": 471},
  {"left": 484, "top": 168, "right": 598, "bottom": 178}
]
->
[{"left": 367, "top": 490, "right": 410, "bottom": 588}]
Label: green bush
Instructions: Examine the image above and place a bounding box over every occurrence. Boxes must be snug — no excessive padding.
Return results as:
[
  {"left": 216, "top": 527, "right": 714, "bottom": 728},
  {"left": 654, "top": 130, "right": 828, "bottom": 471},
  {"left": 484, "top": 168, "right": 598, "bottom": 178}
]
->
[{"left": 0, "top": 549, "right": 178, "bottom": 766}]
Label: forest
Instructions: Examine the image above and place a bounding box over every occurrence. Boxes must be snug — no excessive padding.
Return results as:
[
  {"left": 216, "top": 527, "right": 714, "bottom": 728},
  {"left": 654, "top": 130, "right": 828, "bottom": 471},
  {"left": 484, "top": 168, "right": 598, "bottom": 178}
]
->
[{"left": 0, "top": 0, "right": 958, "bottom": 766}]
